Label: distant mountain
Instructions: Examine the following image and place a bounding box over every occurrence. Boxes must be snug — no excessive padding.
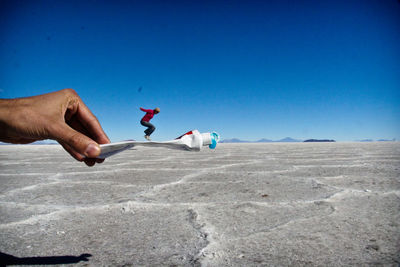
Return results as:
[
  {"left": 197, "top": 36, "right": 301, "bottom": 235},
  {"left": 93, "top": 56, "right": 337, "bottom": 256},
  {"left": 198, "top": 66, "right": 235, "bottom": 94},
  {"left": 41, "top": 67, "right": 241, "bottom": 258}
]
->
[
  {"left": 0, "top": 142, "right": 13, "bottom": 145},
  {"left": 256, "top": 138, "right": 273, "bottom": 143},
  {"left": 220, "top": 138, "right": 250, "bottom": 143},
  {"left": 304, "top": 139, "right": 335, "bottom": 142},
  {"left": 275, "top": 137, "right": 302, "bottom": 142},
  {"left": 31, "top": 140, "right": 57, "bottom": 145},
  {"left": 356, "top": 139, "right": 397, "bottom": 142},
  {"left": 0, "top": 140, "right": 57, "bottom": 145},
  {"left": 220, "top": 137, "right": 303, "bottom": 143},
  {"left": 19, "top": 140, "right": 58, "bottom": 145}
]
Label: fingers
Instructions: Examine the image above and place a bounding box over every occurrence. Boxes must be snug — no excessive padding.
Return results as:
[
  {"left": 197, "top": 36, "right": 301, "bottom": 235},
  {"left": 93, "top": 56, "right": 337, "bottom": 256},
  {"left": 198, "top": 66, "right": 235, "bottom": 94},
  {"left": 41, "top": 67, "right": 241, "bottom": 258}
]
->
[
  {"left": 60, "top": 142, "right": 105, "bottom": 166},
  {"left": 84, "top": 158, "right": 105, "bottom": 167},
  {"left": 60, "top": 142, "right": 85, "bottom": 162},
  {"left": 63, "top": 101, "right": 108, "bottom": 166},
  {"left": 74, "top": 98, "right": 110, "bottom": 145},
  {"left": 66, "top": 115, "right": 91, "bottom": 139},
  {"left": 54, "top": 89, "right": 109, "bottom": 166},
  {"left": 51, "top": 122, "right": 101, "bottom": 159},
  {"left": 2, "top": 88, "right": 108, "bottom": 167}
]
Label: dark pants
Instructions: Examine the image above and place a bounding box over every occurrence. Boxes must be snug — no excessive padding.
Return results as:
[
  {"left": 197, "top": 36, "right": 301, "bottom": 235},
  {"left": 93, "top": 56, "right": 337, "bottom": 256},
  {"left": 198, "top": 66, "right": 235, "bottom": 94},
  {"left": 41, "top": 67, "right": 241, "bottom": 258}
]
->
[{"left": 140, "top": 120, "right": 155, "bottom": 136}]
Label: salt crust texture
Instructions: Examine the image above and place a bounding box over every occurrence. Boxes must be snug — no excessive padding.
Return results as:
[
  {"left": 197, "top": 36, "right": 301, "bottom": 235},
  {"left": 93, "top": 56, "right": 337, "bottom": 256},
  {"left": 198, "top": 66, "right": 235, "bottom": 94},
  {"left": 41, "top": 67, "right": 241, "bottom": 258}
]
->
[{"left": 0, "top": 143, "right": 399, "bottom": 266}]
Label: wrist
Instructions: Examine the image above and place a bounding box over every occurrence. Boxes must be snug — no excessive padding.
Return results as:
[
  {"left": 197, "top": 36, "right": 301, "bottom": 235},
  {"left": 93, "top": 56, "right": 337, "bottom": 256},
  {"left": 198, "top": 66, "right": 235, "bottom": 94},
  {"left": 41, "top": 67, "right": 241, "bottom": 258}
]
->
[
  {"left": 0, "top": 99, "right": 15, "bottom": 142},
  {"left": 0, "top": 98, "right": 30, "bottom": 143}
]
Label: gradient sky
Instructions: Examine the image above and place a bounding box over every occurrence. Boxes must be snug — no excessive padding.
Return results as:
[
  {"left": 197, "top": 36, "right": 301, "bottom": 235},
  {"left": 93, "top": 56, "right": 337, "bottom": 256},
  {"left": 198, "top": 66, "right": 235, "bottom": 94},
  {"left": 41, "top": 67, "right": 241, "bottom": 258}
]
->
[{"left": 1, "top": 0, "right": 399, "bottom": 142}]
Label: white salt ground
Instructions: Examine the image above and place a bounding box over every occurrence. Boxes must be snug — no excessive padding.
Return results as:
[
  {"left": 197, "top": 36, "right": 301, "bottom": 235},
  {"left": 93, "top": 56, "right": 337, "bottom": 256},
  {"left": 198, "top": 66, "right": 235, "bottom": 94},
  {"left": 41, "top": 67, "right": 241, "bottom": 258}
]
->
[{"left": 0, "top": 142, "right": 399, "bottom": 266}]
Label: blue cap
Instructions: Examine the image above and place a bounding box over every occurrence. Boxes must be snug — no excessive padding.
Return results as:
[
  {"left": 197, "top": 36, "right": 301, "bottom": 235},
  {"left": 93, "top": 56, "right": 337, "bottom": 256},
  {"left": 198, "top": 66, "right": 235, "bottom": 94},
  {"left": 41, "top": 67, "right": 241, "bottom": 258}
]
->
[{"left": 209, "top": 132, "right": 220, "bottom": 149}]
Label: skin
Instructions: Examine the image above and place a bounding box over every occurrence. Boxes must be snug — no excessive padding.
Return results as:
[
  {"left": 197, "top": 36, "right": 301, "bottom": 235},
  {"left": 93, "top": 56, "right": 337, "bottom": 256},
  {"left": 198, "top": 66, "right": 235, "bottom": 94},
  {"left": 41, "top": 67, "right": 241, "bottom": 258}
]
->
[{"left": 0, "top": 89, "right": 110, "bottom": 166}]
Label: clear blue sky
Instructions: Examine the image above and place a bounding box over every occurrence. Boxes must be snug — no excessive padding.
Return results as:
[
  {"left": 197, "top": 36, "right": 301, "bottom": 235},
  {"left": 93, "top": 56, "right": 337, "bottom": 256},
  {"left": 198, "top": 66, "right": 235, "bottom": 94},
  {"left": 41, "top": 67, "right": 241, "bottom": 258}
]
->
[{"left": 1, "top": 0, "right": 399, "bottom": 142}]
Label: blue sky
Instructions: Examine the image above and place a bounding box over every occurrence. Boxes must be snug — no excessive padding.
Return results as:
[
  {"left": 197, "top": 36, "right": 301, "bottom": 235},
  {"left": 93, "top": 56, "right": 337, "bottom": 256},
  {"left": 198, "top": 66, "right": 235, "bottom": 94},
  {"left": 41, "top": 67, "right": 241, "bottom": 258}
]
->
[{"left": 1, "top": 0, "right": 399, "bottom": 142}]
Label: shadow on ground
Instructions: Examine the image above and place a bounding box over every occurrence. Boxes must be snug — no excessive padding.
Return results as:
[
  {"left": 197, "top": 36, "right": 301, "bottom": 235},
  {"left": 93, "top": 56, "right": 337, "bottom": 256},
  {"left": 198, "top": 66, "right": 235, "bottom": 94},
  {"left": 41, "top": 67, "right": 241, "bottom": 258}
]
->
[{"left": 0, "top": 251, "right": 92, "bottom": 266}]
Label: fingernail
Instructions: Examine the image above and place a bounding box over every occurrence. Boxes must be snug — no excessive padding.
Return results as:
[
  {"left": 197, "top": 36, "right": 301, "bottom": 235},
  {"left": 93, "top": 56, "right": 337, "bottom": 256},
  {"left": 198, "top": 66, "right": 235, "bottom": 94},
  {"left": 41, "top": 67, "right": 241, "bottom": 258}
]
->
[{"left": 85, "top": 143, "right": 100, "bottom": 157}]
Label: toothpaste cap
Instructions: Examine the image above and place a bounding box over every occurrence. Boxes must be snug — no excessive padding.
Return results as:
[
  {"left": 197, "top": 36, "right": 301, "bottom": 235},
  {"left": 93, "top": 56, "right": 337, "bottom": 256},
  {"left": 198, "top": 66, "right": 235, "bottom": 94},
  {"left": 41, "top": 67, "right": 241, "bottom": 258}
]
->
[
  {"left": 209, "top": 132, "right": 220, "bottom": 149},
  {"left": 200, "top": 132, "right": 220, "bottom": 149}
]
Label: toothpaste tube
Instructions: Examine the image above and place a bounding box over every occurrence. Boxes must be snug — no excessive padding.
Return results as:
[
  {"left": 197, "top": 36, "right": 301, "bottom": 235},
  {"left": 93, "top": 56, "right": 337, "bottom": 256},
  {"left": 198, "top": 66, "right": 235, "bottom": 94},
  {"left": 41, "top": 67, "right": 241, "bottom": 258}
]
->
[{"left": 98, "top": 130, "right": 220, "bottom": 159}]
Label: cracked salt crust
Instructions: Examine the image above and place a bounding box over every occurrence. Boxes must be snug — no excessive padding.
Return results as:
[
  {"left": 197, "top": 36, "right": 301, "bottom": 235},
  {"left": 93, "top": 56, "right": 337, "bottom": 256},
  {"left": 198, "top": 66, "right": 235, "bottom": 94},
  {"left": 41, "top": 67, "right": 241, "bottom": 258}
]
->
[{"left": 0, "top": 142, "right": 399, "bottom": 266}]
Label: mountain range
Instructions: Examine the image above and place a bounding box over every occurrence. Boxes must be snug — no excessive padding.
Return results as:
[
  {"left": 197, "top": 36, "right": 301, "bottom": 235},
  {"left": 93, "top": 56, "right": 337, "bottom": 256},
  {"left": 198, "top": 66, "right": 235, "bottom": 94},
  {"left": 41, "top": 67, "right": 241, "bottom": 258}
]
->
[
  {"left": 221, "top": 138, "right": 397, "bottom": 143},
  {"left": 358, "top": 139, "right": 396, "bottom": 142},
  {"left": 220, "top": 137, "right": 303, "bottom": 143}
]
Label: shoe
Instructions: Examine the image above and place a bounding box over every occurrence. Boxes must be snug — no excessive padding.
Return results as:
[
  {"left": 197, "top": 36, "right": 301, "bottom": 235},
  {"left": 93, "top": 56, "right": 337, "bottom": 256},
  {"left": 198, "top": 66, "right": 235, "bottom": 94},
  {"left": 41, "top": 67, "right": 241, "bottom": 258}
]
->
[{"left": 144, "top": 135, "right": 151, "bottom": 141}]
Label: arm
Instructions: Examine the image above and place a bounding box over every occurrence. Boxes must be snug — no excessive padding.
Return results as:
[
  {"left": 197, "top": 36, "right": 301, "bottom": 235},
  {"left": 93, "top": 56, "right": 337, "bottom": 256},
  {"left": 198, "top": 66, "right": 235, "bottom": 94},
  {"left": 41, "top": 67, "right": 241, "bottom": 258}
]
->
[
  {"left": 0, "top": 89, "right": 110, "bottom": 166},
  {"left": 140, "top": 107, "right": 152, "bottom": 113}
]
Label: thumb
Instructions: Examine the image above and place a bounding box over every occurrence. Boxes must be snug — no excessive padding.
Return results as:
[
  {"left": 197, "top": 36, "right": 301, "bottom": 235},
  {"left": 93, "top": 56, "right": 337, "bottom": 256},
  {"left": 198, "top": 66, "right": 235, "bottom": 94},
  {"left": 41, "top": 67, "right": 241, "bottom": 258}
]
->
[{"left": 51, "top": 123, "right": 101, "bottom": 158}]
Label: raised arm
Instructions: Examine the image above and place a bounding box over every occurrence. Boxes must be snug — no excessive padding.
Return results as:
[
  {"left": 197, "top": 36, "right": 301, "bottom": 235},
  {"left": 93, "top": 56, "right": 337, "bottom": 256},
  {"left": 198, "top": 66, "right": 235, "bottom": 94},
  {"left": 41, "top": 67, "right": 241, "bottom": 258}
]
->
[{"left": 140, "top": 107, "right": 152, "bottom": 113}]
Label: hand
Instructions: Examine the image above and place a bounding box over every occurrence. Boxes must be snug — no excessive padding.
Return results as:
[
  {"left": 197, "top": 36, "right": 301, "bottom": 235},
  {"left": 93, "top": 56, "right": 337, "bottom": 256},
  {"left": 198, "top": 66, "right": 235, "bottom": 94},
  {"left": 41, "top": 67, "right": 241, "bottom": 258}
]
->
[{"left": 0, "top": 89, "right": 110, "bottom": 166}]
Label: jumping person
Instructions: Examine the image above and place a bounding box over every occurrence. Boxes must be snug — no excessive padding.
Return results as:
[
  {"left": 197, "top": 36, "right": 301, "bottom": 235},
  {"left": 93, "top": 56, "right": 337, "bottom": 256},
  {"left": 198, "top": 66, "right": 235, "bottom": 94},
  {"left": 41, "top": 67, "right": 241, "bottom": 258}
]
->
[{"left": 140, "top": 107, "right": 160, "bottom": 141}]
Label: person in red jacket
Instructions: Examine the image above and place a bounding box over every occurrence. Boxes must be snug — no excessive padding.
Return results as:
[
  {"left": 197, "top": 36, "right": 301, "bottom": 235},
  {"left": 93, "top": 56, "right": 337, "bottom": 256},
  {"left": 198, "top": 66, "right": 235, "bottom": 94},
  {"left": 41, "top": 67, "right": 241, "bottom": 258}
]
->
[{"left": 140, "top": 107, "right": 160, "bottom": 141}]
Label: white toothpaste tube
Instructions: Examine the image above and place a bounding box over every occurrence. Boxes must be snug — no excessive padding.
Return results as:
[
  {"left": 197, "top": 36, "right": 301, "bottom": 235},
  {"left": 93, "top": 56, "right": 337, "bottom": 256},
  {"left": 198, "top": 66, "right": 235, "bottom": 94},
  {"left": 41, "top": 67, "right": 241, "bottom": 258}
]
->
[{"left": 98, "top": 130, "right": 220, "bottom": 159}]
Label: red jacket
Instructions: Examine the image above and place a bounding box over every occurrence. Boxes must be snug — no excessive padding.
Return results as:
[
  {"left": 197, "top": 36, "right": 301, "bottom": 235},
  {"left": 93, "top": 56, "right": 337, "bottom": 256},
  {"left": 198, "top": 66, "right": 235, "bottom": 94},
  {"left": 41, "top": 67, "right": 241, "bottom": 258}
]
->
[{"left": 140, "top": 108, "right": 155, "bottom": 122}]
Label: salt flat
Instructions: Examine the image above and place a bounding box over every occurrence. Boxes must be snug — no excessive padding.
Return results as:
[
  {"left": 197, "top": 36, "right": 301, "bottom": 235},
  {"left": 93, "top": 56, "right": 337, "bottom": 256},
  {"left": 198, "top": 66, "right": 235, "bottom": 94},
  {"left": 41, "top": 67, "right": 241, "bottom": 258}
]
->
[{"left": 0, "top": 142, "right": 399, "bottom": 266}]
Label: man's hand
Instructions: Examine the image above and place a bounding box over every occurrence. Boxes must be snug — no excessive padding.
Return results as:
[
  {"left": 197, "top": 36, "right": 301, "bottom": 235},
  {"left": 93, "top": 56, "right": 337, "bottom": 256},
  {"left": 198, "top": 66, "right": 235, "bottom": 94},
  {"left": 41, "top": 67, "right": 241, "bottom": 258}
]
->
[{"left": 0, "top": 89, "right": 110, "bottom": 166}]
